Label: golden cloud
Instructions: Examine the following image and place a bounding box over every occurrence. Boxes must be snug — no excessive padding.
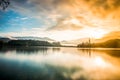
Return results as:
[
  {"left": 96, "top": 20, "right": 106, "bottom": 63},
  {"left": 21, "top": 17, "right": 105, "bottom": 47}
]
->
[{"left": 10, "top": 0, "right": 120, "bottom": 32}]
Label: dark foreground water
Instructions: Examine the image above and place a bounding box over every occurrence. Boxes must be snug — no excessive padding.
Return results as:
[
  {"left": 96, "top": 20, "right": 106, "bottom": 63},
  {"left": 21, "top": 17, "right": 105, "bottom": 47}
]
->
[{"left": 0, "top": 47, "right": 120, "bottom": 80}]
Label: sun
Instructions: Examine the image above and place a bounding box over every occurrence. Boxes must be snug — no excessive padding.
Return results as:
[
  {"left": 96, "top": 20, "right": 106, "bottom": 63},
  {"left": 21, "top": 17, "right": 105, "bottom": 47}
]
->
[
  {"left": 82, "top": 28, "right": 108, "bottom": 39},
  {"left": 49, "top": 28, "right": 108, "bottom": 41},
  {"left": 90, "top": 31, "right": 105, "bottom": 39},
  {"left": 49, "top": 30, "right": 79, "bottom": 41},
  {"left": 94, "top": 56, "right": 108, "bottom": 67}
]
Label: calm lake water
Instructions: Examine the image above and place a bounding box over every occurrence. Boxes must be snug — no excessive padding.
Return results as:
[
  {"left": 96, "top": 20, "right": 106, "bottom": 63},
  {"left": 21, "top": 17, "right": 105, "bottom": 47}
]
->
[{"left": 0, "top": 47, "right": 120, "bottom": 80}]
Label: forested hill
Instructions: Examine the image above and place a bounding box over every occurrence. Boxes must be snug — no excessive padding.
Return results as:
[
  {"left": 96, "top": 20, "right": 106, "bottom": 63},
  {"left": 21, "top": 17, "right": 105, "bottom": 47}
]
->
[
  {"left": 94, "top": 39, "right": 120, "bottom": 48},
  {"left": 77, "top": 39, "right": 120, "bottom": 48},
  {"left": 0, "top": 40, "right": 61, "bottom": 47}
]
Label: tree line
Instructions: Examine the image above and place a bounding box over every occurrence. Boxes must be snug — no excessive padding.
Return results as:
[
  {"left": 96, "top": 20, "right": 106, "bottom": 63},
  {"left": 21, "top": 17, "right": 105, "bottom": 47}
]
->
[
  {"left": 77, "top": 39, "right": 120, "bottom": 48},
  {"left": 0, "top": 40, "right": 61, "bottom": 47}
]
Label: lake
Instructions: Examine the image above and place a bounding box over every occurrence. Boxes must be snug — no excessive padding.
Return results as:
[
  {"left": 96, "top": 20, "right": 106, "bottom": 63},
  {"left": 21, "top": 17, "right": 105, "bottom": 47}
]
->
[{"left": 0, "top": 47, "right": 120, "bottom": 80}]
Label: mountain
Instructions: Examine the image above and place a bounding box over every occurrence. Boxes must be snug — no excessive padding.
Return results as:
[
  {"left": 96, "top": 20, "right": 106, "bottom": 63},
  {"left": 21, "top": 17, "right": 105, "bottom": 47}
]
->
[
  {"left": 93, "top": 39, "right": 120, "bottom": 48},
  {"left": 13, "top": 37, "right": 55, "bottom": 42},
  {"left": 0, "top": 36, "right": 55, "bottom": 43},
  {"left": 0, "top": 37, "right": 11, "bottom": 42},
  {"left": 102, "top": 39, "right": 120, "bottom": 48}
]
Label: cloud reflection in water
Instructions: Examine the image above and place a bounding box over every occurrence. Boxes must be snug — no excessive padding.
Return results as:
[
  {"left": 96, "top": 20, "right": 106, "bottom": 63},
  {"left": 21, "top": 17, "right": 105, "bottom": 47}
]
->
[{"left": 0, "top": 47, "right": 120, "bottom": 80}]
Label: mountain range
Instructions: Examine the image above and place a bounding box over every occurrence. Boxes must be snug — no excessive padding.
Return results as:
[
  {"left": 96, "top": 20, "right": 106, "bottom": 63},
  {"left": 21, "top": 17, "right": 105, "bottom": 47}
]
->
[{"left": 0, "top": 36, "right": 55, "bottom": 43}]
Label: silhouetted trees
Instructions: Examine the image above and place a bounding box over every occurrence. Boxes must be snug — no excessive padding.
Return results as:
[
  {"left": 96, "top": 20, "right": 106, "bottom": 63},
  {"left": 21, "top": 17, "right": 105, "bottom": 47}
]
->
[
  {"left": 77, "top": 39, "right": 91, "bottom": 48},
  {"left": 8, "top": 40, "right": 51, "bottom": 46},
  {"left": 0, "top": 0, "right": 10, "bottom": 10},
  {"left": 0, "top": 40, "right": 62, "bottom": 47},
  {"left": 94, "top": 39, "right": 120, "bottom": 48},
  {"left": 52, "top": 42, "right": 61, "bottom": 46},
  {"left": 77, "top": 42, "right": 91, "bottom": 48},
  {"left": 77, "top": 39, "right": 120, "bottom": 48},
  {"left": 0, "top": 40, "right": 3, "bottom": 47}
]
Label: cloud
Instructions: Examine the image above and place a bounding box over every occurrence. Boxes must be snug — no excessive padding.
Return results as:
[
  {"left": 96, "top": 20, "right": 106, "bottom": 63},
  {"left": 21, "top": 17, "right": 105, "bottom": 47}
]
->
[
  {"left": 82, "top": 0, "right": 120, "bottom": 18},
  {"left": 3, "top": 0, "right": 119, "bottom": 35},
  {"left": 9, "top": 0, "right": 120, "bottom": 19},
  {"left": 48, "top": 17, "right": 90, "bottom": 31},
  {"left": 20, "top": 17, "right": 29, "bottom": 20}
]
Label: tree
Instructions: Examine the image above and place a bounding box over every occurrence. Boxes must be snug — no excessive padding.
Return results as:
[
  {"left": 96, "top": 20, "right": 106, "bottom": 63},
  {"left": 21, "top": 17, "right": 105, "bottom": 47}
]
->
[{"left": 0, "top": 0, "right": 10, "bottom": 10}]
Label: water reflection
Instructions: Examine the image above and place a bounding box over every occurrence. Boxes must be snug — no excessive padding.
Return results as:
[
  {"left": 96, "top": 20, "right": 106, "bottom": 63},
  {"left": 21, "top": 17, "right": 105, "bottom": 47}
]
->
[
  {"left": 77, "top": 48, "right": 91, "bottom": 57},
  {"left": 0, "top": 47, "right": 120, "bottom": 80},
  {"left": 1, "top": 47, "right": 45, "bottom": 53}
]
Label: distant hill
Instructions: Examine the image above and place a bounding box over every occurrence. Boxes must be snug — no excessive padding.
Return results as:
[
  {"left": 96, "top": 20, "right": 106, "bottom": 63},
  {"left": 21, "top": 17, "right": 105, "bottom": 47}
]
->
[
  {"left": 94, "top": 31, "right": 120, "bottom": 43},
  {"left": 0, "top": 36, "right": 61, "bottom": 47},
  {"left": 14, "top": 37, "right": 55, "bottom": 42},
  {"left": 0, "top": 37, "right": 11, "bottom": 42},
  {"left": 0, "top": 40, "right": 61, "bottom": 47},
  {"left": 0, "top": 36, "right": 55, "bottom": 43},
  {"left": 94, "top": 39, "right": 120, "bottom": 48},
  {"left": 77, "top": 39, "right": 120, "bottom": 48}
]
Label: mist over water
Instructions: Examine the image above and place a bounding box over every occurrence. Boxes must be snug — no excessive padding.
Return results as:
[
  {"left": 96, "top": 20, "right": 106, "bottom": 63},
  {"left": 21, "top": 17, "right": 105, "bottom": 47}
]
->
[{"left": 0, "top": 47, "right": 120, "bottom": 80}]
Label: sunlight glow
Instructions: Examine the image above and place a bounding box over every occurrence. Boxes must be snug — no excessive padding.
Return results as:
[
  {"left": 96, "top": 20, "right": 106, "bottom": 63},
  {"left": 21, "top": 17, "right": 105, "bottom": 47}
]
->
[
  {"left": 94, "top": 56, "right": 107, "bottom": 67},
  {"left": 63, "top": 18, "right": 80, "bottom": 25},
  {"left": 49, "top": 30, "right": 79, "bottom": 41},
  {"left": 82, "top": 28, "right": 108, "bottom": 39},
  {"left": 70, "top": 19, "right": 80, "bottom": 25},
  {"left": 49, "top": 28, "right": 108, "bottom": 41}
]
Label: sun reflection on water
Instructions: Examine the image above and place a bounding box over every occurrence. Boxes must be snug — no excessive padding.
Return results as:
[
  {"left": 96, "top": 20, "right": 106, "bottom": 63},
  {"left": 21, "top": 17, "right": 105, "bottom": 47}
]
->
[{"left": 93, "top": 56, "right": 109, "bottom": 67}]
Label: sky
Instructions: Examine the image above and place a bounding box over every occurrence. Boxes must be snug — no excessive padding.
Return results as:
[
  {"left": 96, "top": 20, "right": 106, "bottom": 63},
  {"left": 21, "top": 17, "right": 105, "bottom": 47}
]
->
[{"left": 0, "top": 0, "right": 120, "bottom": 41}]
